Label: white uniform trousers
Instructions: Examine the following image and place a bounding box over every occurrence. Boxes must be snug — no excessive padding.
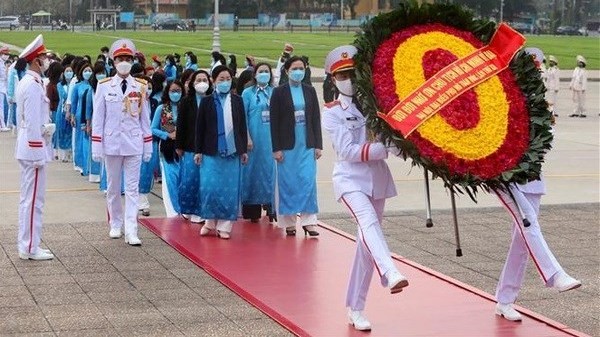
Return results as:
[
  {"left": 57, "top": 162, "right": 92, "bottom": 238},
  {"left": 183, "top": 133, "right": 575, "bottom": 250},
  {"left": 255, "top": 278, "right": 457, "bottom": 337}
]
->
[
  {"left": 341, "top": 191, "right": 399, "bottom": 311},
  {"left": 105, "top": 155, "right": 142, "bottom": 237},
  {"left": 572, "top": 90, "right": 586, "bottom": 115},
  {"left": 545, "top": 90, "right": 558, "bottom": 113},
  {"left": 495, "top": 186, "right": 563, "bottom": 305},
  {"left": 17, "top": 161, "right": 46, "bottom": 254},
  {"left": 278, "top": 213, "right": 317, "bottom": 229}
]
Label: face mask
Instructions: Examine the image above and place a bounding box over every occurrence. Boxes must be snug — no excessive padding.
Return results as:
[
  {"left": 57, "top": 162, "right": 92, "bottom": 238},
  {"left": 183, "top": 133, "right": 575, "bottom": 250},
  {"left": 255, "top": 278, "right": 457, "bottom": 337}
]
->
[
  {"left": 133, "top": 59, "right": 139, "bottom": 64},
  {"left": 152, "top": 62, "right": 159, "bottom": 68},
  {"left": 146, "top": 88, "right": 152, "bottom": 96},
  {"left": 115, "top": 61, "right": 132, "bottom": 75},
  {"left": 64, "top": 71, "right": 74, "bottom": 81},
  {"left": 166, "top": 60, "right": 171, "bottom": 66},
  {"left": 289, "top": 69, "right": 305, "bottom": 82},
  {"left": 0, "top": 54, "right": 8, "bottom": 61},
  {"left": 335, "top": 78, "right": 356, "bottom": 96},
  {"left": 216, "top": 80, "right": 231, "bottom": 94},
  {"left": 256, "top": 72, "right": 271, "bottom": 85},
  {"left": 82, "top": 71, "right": 93, "bottom": 80},
  {"left": 96, "top": 73, "right": 107, "bottom": 81},
  {"left": 169, "top": 92, "right": 182, "bottom": 103},
  {"left": 40, "top": 58, "right": 51, "bottom": 72},
  {"left": 194, "top": 82, "right": 209, "bottom": 94},
  {"left": 244, "top": 61, "right": 249, "bottom": 68}
]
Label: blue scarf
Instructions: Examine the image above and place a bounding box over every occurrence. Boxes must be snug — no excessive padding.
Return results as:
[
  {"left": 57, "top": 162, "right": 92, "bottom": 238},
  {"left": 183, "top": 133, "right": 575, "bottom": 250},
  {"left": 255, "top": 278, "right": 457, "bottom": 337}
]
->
[{"left": 213, "top": 92, "right": 228, "bottom": 156}]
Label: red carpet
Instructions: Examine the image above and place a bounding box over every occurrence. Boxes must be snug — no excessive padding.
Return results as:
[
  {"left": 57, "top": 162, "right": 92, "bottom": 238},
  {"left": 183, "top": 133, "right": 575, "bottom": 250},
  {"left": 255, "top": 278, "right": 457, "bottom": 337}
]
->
[{"left": 139, "top": 217, "right": 588, "bottom": 337}]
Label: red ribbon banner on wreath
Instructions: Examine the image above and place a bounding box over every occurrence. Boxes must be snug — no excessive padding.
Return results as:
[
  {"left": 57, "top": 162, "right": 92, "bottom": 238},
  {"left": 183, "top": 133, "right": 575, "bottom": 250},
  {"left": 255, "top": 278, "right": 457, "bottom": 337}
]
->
[{"left": 378, "top": 23, "right": 526, "bottom": 137}]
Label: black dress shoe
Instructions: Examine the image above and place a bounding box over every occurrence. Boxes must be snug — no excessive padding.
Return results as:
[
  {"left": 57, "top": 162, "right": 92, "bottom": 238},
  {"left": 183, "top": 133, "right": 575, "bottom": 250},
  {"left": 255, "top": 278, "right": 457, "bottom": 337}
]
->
[
  {"left": 285, "top": 227, "right": 296, "bottom": 236},
  {"left": 302, "top": 225, "right": 319, "bottom": 237}
]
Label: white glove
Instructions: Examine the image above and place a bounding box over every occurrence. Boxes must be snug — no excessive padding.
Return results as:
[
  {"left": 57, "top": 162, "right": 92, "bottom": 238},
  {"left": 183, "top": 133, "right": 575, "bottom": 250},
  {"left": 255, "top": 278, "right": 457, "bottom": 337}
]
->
[
  {"left": 32, "top": 160, "right": 46, "bottom": 168},
  {"left": 92, "top": 153, "right": 103, "bottom": 162},
  {"left": 143, "top": 153, "right": 152, "bottom": 162}
]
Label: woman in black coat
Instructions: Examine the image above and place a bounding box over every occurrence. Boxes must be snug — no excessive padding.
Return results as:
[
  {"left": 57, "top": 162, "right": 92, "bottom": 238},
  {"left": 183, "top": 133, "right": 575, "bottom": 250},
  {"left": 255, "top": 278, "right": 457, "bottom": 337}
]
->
[
  {"left": 176, "top": 70, "right": 212, "bottom": 224},
  {"left": 269, "top": 56, "right": 322, "bottom": 237},
  {"left": 194, "top": 65, "right": 248, "bottom": 239}
]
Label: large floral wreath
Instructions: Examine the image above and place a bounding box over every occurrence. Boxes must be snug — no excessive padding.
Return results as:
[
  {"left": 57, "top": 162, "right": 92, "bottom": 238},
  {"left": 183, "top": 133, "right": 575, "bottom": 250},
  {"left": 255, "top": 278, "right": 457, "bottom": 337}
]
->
[{"left": 353, "top": 2, "right": 553, "bottom": 199}]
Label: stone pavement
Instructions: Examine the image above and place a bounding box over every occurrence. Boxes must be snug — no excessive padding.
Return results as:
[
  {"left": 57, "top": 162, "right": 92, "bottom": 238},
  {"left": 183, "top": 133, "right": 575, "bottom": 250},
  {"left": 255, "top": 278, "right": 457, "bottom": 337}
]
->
[{"left": 0, "top": 85, "right": 598, "bottom": 336}]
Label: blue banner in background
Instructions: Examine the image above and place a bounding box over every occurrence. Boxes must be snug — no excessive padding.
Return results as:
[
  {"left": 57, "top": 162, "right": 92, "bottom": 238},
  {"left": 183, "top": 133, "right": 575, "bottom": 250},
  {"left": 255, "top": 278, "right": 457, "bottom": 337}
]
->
[{"left": 120, "top": 12, "right": 135, "bottom": 23}]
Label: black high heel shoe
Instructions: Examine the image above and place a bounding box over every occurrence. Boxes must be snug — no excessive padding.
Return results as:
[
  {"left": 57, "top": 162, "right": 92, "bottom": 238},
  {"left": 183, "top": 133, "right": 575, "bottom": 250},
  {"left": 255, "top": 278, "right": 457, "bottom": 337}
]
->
[
  {"left": 302, "top": 225, "right": 319, "bottom": 237},
  {"left": 285, "top": 227, "right": 296, "bottom": 236}
]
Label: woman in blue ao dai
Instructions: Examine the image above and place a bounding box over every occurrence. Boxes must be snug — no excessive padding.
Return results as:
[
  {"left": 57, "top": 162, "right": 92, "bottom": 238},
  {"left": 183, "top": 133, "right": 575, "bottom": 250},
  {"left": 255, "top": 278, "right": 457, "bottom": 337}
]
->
[
  {"left": 70, "top": 63, "right": 93, "bottom": 178},
  {"left": 176, "top": 70, "right": 212, "bottom": 223},
  {"left": 269, "top": 56, "right": 323, "bottom": 237},
  {"left": 151, "top": 80, "right": 184, "bottom": 217},
  {"left": 84, "top": 61, "right": 106, "bottom": 183},
  {"left": 241, "top": 63, "right": 276, "bottom": 223},
  {"left": 194, "top": 65, "right": 248, "bottom": 239},
  {"left": 55, "top": 66, "right": 74, "bottom": 162}
]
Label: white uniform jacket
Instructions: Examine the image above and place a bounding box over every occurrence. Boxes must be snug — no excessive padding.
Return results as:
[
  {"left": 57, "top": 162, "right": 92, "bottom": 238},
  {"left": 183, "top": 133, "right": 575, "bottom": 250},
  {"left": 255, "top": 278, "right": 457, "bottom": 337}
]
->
[
  {"left": 15, "top": 70, "right": 50, "bottom": 162},
  {"left": 91, "top": 75, "right": 152, "bottom": 157},
  {"left": 322, "top": 96, "right": 397, "bottom": 201},
  {"left": 570, "top": 67, "right": 587, "bottom": 91}
]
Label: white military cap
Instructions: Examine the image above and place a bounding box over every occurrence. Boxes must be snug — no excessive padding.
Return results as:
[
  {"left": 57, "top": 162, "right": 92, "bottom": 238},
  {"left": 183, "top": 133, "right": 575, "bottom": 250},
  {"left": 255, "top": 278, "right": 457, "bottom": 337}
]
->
[
  {"left": 548, "top": 55, "right": 558, "bottom": 64},
  {"left": 110, "top": 39, "right": 136, "bottom": 59},
  {"left": 19, "top": 34, "right": 47, "bottom": 62},
  {"left": 524, "top": 47, "right": 545, "bottom": 65},
  {"left": 576, "top": 55, "right": 586, "bottom": 64},
  {"left": 325, "top": 45, "right": 357, "bottom": 75}
]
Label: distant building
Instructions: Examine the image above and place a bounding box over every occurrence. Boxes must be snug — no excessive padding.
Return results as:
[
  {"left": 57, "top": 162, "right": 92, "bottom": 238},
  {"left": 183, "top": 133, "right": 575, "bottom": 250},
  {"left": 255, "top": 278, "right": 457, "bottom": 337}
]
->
[{"left": 134, "top": 0, "right": 189, "bottom": 18}]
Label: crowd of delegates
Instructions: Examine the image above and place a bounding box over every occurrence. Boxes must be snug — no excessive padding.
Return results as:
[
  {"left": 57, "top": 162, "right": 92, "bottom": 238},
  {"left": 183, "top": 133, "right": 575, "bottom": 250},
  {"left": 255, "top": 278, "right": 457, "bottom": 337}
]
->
[{"left": 0, "top": 42, "right": 321, "bottom": 240}]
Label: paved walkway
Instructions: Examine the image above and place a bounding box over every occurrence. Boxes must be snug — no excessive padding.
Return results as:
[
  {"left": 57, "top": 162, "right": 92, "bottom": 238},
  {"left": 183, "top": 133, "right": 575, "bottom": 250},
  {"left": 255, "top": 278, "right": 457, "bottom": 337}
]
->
[{"left": 0, "top": 82, "right": 598, "bottom": 336}]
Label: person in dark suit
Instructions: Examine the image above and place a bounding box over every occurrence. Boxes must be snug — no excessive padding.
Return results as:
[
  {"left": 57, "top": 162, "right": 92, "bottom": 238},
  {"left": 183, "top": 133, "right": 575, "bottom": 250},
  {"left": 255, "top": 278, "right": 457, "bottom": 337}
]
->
[
  {"left": 194, "top": 65, "right": 248, "bottom": 239},
  {"left": 270, "top": 56, "right": 322, "bottom": 237}
]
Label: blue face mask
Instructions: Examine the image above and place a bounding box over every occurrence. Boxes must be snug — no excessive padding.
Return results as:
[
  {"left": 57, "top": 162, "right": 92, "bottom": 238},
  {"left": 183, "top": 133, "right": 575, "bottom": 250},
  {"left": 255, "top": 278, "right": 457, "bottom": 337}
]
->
[
  {"left": 289, "top": 69, "right": 305, "bottom": 82},
  {"left": 64, "top": 71, "right": 74, "bottom": 81},
  {"left": 256, "top": 72, "right": 271, "bottom": 85},
  {"left": 82, "top": 71, "right": 92, "bottom": 80},
  {"left": 96, "top": 73, "right": 107, "bottom": 81},
  {"left": 169, "top": 92, "right": 182, "bottom": 103},
  {"left": 216, "top": 80, "right": 232, "bottom": 94}
]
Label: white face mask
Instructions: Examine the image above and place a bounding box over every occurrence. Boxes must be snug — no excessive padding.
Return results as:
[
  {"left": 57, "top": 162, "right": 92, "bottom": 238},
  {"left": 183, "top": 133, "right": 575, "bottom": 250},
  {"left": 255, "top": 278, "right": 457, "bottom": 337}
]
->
[
  {"left": 115, "top": 61, "right": 132, "bottom": 75},
  {"left": 0, "top": 54, "right": 9, "bottom": 61},
  {"left": 194, "top": 82, "right": 209, "bottom": 94},
  {"left": 335, "top": 78, "right": 356, "bottom": 97},
  {"left": 38, "top": 58, "right": 51, "bottom": 72}
]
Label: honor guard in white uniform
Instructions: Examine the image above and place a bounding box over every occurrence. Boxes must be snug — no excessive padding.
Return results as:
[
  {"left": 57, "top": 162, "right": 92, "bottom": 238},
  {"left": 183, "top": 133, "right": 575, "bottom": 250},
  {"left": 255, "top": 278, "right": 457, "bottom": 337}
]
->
[
  {"left": 321, "top": 46, "right": 408, "bottom": 331},
  {"left": 91, "top": 39, "right": 152, "bottom": 246},
  {"left": 15, "top": 35, "right": 55, "bottom": 260},
  {"left": 493, "top": 50, "right": 581, "bottom": 321},
  {"left": 569, "top": 55, "right": 587, "bottom": 118},
  {"left": 545, "top": 55, "right": 560, "bottom": 117}
]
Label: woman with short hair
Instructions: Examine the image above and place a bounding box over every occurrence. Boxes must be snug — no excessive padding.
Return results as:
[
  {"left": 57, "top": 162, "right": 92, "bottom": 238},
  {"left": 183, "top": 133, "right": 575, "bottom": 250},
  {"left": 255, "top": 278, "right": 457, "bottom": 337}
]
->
[
  {"left": 194, "top": 65, "right": 248, "bottom": 239},
  {"left": 269, "top": 56, "right": 322, "bottom": 237}
]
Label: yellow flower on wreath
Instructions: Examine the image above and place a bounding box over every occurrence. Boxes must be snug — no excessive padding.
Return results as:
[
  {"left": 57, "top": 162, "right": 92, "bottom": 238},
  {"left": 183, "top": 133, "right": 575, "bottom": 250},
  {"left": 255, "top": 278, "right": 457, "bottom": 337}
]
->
[{"left": 392, "top": 31, "right": 510, "bottom": 160}]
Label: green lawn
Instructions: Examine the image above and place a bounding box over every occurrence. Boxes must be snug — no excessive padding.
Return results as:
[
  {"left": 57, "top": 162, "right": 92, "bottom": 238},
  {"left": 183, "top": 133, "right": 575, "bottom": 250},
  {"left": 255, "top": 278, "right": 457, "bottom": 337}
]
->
[{"left": 1, "top": 30, "right": 598, "bottom": 69}]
